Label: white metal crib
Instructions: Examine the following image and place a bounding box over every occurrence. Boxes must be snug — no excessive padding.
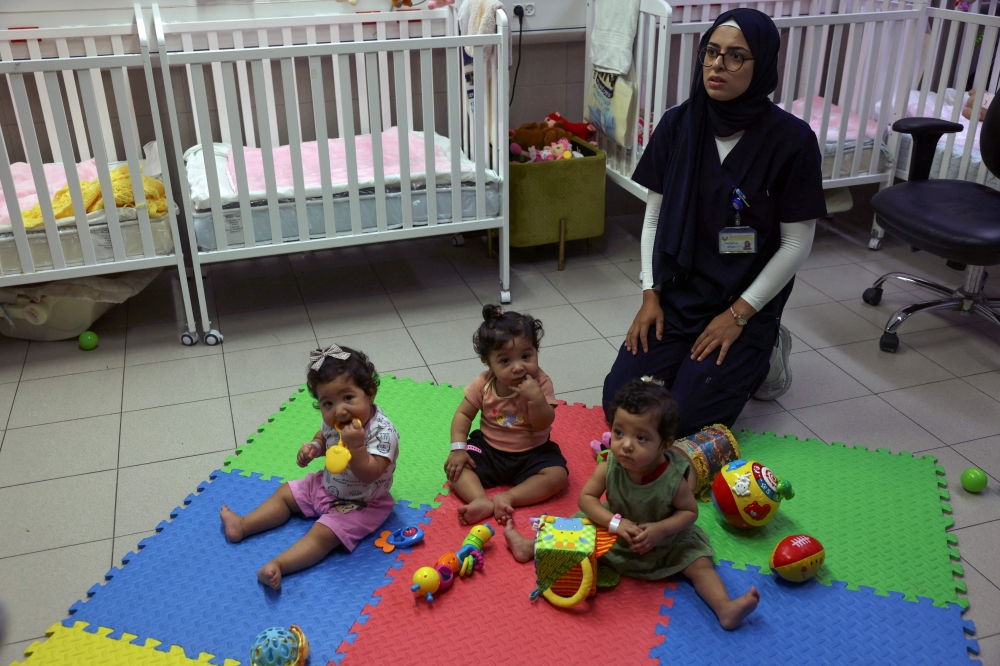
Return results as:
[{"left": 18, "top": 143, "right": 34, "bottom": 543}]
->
[
  {"left": 584, "top": 0, "right": 925, "bottom": 250},
  {"left": 891, "top": 2, "right": 1000, "bottom": 188},
  {"left": 0, "top": 6, "right": 196, "bottom": 337},
  {"left": 152, "top": 3, "right": 510, "bottom": 345}
]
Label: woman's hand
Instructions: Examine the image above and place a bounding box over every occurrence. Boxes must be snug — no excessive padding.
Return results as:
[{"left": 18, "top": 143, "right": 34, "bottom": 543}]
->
[
  {"left": 690, "top": 300, "right": 756, "bottom": 365},
  {"left": 445, "top": 450, "right": 475, "bottom": 483},
  {"left": 626, "top": 290, "right": 665, "bottom": 355}
]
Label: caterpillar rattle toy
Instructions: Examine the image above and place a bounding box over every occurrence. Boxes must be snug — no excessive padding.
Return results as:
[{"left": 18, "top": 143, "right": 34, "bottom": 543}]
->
[{"left": 411, "top": 524, "right": 494, "bottom": 603}]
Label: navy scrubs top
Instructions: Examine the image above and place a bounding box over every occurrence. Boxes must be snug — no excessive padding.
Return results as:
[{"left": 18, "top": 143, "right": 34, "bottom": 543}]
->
[{"left": 632, "top": 103, "right": 827, "bottom": 351}]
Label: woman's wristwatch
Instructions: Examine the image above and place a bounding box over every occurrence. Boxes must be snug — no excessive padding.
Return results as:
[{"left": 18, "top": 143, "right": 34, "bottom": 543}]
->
[
  {"left": 608, "top": 513, "right": 623, "bottom": 534},
  {"left": 729, "top": 306, "right": 748, "bottom": 327}
]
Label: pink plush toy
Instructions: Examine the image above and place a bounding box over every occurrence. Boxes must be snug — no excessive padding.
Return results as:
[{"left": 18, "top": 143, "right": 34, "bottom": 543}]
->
[
  {"left": 550, "top": 138, "right": 572, "bottom": 159},
  {"left": 590, "top": 432, "right": 611, "bottom": 457},
  {"left": 428, "top": 0, "right": 455, "bottom": 8}
]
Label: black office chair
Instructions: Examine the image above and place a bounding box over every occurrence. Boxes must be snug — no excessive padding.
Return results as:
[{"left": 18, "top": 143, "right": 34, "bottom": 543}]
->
[{"left": 862, "top": 94, "right": 1000, "bottom": 352}]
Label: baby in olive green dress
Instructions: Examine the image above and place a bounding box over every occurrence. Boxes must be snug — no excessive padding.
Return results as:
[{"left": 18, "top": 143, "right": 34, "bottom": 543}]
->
[{"left": 505, "top": 377, "right": 759, "bottom": 630}]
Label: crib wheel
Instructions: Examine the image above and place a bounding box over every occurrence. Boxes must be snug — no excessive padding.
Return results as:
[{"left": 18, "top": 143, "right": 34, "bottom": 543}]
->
[
  {"left": 868, "top": 237, "right": 882, "bottom": 251},
  {"left": 180, "top": 331, "right": 198, "bottom": 346},
  {"left": 204, "top": 329, "right": 224, "bottom": 346},
  {"left": 500, "top": 290, "right": 511, "bottom": 305},
  {"left": 451, "top": 234, "right": 465, "bottom": 247}
]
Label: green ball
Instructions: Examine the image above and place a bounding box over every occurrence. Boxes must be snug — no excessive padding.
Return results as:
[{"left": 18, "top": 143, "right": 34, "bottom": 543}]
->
[
  {"left": 78, "top": 331, "right": 99, "bottom": 351},
  {"left": 961, "top": 468, "right": 988, "bottom": 493}
]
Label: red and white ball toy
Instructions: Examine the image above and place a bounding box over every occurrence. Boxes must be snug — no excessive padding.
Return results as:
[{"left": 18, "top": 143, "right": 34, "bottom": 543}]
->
[{"left": 769, "top": 534, "right": 825, "bottom": 582}]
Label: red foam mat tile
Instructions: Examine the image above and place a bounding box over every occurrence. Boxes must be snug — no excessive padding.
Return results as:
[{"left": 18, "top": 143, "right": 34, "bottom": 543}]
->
[{"left": 339, "top": 402, "right": 672, "bottom": 665}]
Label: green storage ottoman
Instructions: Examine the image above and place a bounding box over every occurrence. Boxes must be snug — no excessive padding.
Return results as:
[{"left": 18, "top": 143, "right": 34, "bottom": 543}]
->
[{"left": 509, "top": 137, "right": 606, "bottom": 269}]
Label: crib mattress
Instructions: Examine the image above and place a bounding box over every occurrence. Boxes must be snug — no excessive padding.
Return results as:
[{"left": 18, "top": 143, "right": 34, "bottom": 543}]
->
[
  {"left": 0, "top": 215, "right": 175, "bottom": 276},
  {"left": 184, "top": 132, "right": 501, "bottom": 211},
  {"left": 821, "top": 139, "right": 886, "bottom": 179},
  {"left": 191, "top": 182, "right": 501, "bottom": 252}
]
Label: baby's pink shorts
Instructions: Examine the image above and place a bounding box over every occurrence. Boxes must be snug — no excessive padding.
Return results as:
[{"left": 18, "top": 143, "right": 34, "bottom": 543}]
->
[{"left": 287, "top": 471, "right": 394, "bottom": 552}]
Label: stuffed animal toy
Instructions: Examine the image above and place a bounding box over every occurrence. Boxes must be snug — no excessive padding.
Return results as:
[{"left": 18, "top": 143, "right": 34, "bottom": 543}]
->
[
  {"left": 545, "top": 112, "right": 596, "bottom": 141},
  {"left": 964, "top": 89, "right": 995, "bottom": 122},
  {"left": 392, "top": 0, "right": 413, "bottom": 6},
  {"left": 509, "top": 121, "right": 576, "bottom": 152},
  {"left": 428, "top": 0, "right": 455, "bottom": 7}
]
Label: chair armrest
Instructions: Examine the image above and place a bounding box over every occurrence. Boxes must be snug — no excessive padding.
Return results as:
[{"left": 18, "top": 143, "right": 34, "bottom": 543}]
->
[{"left": 893, "top": 118, "right": 964, "bottom": 181}]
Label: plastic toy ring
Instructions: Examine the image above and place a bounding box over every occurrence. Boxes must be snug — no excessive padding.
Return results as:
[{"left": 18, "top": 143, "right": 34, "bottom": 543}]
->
[{"left": 542, "top": 558, "right": 593, "bottom": 608}]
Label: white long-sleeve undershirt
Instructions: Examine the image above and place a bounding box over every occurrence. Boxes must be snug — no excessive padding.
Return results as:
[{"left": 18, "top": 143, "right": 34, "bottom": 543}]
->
[{"left": 639, "top": 134, "right": 816, "bottom": 311}]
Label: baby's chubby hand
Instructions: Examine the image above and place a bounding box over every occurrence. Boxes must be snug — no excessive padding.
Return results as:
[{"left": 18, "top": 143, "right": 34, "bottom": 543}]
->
[
  {"left": 339, "top": 418, "right": 366, "bottom": 450},
  {"left": 297, "top": 442, "right": 322, "bottom": 468},
  {"left": 631, "top": 522, "right": 671, "bottom": 554},
  {"left": 613, "top": 517, "right": 642, "bottom": 546},
  {"left": 516, "top": 374, "right": 544, "bottom": 402}
]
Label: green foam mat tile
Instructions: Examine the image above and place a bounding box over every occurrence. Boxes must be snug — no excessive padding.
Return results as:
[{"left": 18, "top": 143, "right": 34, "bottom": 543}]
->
[
  {"left": 698, "top": 429, "right": 962, "bottom": 608},
  {"left": 220, "top": 376, "right": 478, "bottom": 508}
]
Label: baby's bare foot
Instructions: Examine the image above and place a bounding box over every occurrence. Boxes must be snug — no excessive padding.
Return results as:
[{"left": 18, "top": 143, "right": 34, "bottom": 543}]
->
[
  {"left": 492, "top": 491, "right": 515, "bottom": 525},
  {"left": 718, "top": 586, "right": 760, "bottom": 630},
  {"left": 257, "top": 561, "right": 282, "bottom": 590},
  {"left": 504, "top": 519, "right": 535, "bottom": 563},
  {"left": 457, "top": 498, "right": 494, "bottom": 525},
  {"left": 220, "top": 504, "right": 245, "bottom": 543}
]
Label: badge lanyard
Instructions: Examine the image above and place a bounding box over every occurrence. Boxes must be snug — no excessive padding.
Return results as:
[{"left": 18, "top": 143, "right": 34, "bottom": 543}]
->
[{"left": 718, "top": 187, "right": 756, "bottom": 255}]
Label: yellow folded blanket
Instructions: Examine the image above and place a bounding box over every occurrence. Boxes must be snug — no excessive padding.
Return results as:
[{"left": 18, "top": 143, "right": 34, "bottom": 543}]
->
[{"left": 21, "top": 164, "right": 167, "bottom": 229}]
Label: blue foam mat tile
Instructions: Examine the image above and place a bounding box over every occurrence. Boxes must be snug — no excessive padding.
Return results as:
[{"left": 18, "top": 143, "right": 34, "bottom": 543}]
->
[
  {"left": 650, "top": 562, "right": 980, "bottom": 665},
  {"left": 64, "top": 470, "right": 432, "bottom": 664}
]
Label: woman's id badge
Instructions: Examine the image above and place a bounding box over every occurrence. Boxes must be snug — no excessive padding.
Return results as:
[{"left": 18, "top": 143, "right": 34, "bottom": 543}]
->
[{"left": 719, "top": 226, "right": 757, "bottom": 254}]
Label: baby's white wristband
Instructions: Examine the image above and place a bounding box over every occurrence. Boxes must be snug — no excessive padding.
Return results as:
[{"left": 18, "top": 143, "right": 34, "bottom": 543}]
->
[
  {"left": 451, "top": 441, "right": 468, "bottom": 451},
  {"left": 608, "top": 513, "right": 623, "bottom": 534},
  {"left": 307, "top": 439, "right": 323, "bottom": 451}
]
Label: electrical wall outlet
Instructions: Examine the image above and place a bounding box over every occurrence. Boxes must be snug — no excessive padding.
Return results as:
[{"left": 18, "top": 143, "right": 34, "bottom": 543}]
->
[{"left": 524, "top": 3, "right": 536, "bottom": 15}]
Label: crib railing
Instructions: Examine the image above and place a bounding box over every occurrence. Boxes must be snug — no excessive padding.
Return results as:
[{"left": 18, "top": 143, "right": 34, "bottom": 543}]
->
[
  {"left": 153, "top": 4, "right": 510, "bottom": 335},
  {"left": 585, "top": 0, "right": 924, "bottom": 198},
  {"left": 0, "top": 7, "right": 193, "bottom": 340},
  {"left": 585, "top": 0, "right": 672, "bottom": 200},
  {"left": 0, "top": 22, "right": 144, "bottom": 170},
  {"left": 900, "top": 4, "right": 1000, "bottom": 185}
]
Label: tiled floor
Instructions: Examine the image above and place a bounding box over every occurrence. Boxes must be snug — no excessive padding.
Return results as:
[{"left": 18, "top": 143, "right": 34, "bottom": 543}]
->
[{"left": 2, "top": 209, "right": 1000, "bottom": 665}]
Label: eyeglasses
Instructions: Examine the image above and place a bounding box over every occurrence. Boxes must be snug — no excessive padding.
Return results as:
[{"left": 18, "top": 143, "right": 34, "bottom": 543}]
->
[{"left": 698, "top": 46, "right": 754, "bottom": 72}]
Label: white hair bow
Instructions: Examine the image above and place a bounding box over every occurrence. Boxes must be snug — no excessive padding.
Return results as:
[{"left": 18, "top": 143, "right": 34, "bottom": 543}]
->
[
  {"left": 309, "top": 344, "right": 351, "bottom": 371},
  {"left": 640, "top": 375, "right": 665, "bottom": 386}
]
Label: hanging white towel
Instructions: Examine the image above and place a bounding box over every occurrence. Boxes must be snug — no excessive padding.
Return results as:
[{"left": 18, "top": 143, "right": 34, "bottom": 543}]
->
[
  {"left": 458, "top": 0, "right": 511, "bottom": 66},
  {"left": 590, "top": 0, "right": 641, "bottom": 75}
]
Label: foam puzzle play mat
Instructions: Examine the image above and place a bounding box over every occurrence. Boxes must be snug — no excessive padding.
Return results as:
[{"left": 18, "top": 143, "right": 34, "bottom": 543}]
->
[{"left": 9, "top": 377, "right": 981, "bottom": 665}]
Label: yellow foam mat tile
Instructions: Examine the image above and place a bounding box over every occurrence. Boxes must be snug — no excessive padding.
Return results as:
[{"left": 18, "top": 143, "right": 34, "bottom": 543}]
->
[{"left": 11, "top": 622, "right": 240, "bottom": 666}]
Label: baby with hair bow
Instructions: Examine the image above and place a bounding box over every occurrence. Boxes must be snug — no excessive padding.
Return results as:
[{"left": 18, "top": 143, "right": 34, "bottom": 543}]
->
[{"left": 220, "top": 344, "right": 400, "bottom": 591}]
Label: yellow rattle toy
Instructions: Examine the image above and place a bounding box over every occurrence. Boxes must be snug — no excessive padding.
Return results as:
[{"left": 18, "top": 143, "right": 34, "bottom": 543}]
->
[{"left": 325, "top": 418, "right": 362, "bottom": 474}]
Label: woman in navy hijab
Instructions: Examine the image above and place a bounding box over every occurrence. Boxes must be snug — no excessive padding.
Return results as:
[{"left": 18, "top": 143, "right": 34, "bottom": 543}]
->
[{"left": 603, "top": 9, "right": 826, "bottom": 437}]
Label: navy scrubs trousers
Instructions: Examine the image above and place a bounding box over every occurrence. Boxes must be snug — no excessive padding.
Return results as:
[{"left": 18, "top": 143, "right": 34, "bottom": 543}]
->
[{"left": 602, "top": 312, "right": 776, "bottom": 439}]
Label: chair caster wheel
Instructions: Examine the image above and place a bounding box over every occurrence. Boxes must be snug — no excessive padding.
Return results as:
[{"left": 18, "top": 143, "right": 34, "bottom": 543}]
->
[
  {"left": 203, "top": 329, "right": 224, "bottom": 346},
  {"left": 862, "top": 287, "right": 883, "bottom": 306},
  {"left": 500, "top": 290, "right": 511, "bottom": 304},
  {"left": 879, "top": 332, "right": 899, "bottom": 353},
  {"left": 868, "top": 238, "right": 882, "bottom": 250},
  {"left": 180, "top": 331, "right": 198, "bottom": 346}
]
